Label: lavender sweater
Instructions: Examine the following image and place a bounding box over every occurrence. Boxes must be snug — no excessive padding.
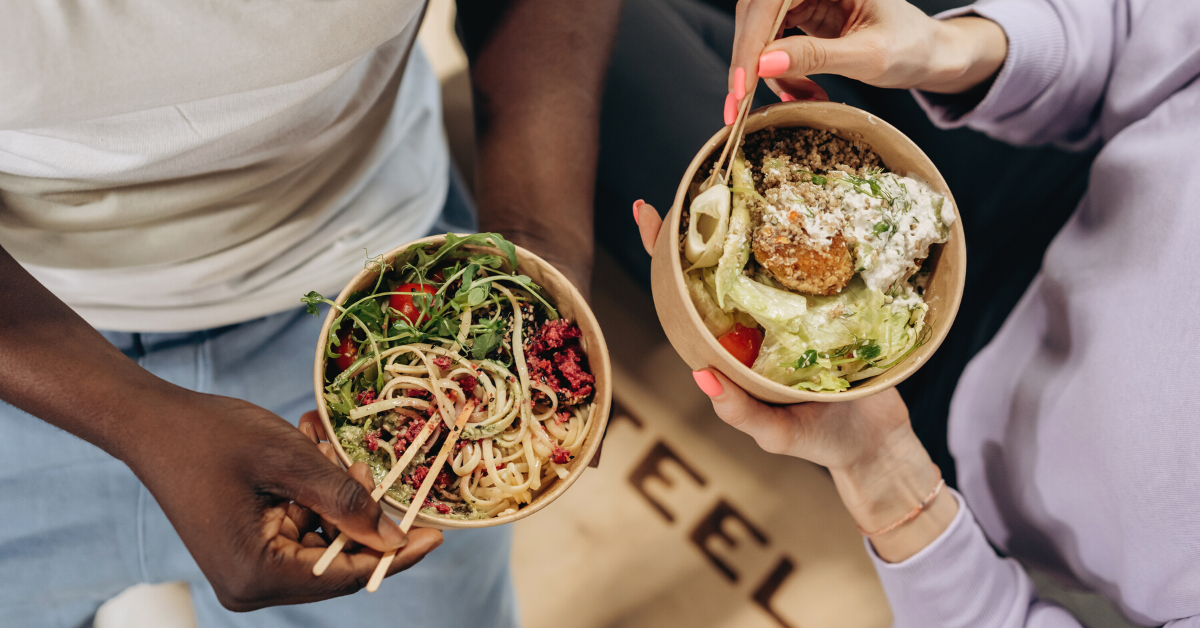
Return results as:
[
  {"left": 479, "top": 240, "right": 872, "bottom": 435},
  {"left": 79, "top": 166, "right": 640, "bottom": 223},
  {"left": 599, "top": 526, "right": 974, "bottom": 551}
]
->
[{"left": 871, "top": 0, "right": 1200, "bottom": 625}]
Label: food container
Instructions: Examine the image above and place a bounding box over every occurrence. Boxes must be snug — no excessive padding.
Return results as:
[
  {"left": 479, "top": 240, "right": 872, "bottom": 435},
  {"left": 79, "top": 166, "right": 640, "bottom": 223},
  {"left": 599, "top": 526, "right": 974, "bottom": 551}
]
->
[
  {"left": 313, "top": 234, "right": 612, "bottom": 529},
  {"left": 650, "top": 101, "right": 966, "bottom": 404}
]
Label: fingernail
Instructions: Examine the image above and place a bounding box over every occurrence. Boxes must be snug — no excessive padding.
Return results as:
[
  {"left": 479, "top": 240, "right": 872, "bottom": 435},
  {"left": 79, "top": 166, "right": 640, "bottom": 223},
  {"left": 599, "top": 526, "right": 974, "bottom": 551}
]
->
[
  {"left": 758, "top": 50, "right": 790, "bottom": 78},
  {"left": 632, "top": 199, "right": 644, "bottom": 225},
  {"left": 724, "top": 92, "right": 737, "bottom": 125},
  {"left": 779, "top": 92, "right": 796, "bottom": 102},
  {"left": 692, "top": 370, "right": 723, "bottom": 397},
  {"left": 733, "top": 67, "right": 746, "bottom": 100},
  {"left": 378, "top": 516, "right": 408, "bottom": 549}
]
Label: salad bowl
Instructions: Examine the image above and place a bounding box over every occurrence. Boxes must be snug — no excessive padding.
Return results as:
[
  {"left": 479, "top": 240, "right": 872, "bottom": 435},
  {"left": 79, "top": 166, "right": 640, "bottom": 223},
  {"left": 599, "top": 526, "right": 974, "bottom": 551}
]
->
[{"left": 650, "top": 101, "right": 966, "bottom": 404}]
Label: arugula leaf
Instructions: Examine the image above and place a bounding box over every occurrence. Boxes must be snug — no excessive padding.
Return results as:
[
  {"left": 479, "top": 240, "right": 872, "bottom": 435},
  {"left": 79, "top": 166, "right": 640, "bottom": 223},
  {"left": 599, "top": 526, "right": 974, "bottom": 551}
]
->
[
  {"left": 455, "top": 264, "right": 480, "bottom": 298},
  {"left": 480, "top": 234, "right": 519, "bottom": 272},
  {"left": 347, "top": 297, "right": 385, "bottom": 333},
  {"left": 469, "top": 253, "right": 506, "bottom": 269},
  {"left": 428, "top": 233, "right": 519, "bottom": 274},
  {"left": 324, "top": 390, "right": 353, "bottom": 417},
  {"left": 302, "top": 291, "right": 326, "bottom": 316}
]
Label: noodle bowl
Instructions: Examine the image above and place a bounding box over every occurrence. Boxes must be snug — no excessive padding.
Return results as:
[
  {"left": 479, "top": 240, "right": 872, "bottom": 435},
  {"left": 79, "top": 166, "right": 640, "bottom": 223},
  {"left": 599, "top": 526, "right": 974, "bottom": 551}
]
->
[{"left": 311, "top": 233, "right": 611, "bottom": 529}]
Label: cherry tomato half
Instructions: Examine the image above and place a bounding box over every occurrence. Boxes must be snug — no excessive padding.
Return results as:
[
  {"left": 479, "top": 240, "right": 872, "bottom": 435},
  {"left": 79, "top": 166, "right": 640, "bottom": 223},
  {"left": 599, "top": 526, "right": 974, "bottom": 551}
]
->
[
  {"left": 335, "top": 329, "right": 358, "bottom": 372},
  {"left": 718, "top": 324, "right": 764, "bottom": 368},
  {"left": 389, "top": 283, "right": 437, "bottom": 326}
]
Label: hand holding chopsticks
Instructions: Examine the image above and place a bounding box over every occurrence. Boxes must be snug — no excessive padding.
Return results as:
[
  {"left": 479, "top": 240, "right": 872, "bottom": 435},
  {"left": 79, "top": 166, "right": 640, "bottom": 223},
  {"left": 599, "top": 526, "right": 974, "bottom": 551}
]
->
[
  {"left": 712, "top": 0, "right": 793, "bottom": 187},
  {"left": 312, "top": 399, "right": 479, "bottom": 591}
]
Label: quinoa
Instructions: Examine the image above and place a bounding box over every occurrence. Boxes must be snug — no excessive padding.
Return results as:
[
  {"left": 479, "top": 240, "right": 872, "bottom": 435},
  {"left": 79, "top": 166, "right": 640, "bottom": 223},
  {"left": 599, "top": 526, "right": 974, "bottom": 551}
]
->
[{"left": 742, "top": 126, "right": 881, "bottom": 179}]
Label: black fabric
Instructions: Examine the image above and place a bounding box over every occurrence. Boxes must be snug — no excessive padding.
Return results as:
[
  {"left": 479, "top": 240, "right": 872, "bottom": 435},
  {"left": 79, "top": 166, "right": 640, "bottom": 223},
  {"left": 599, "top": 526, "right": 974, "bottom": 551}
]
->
[{"left": 594, "top": 0, "right": 1096, "bottom": 486}]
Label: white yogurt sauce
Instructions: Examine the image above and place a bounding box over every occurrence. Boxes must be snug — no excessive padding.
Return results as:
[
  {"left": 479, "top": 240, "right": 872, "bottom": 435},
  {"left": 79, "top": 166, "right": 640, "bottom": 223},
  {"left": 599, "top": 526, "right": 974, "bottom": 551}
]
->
[{"left": 836, "top": 172, "right": 953, "bottom": 293}]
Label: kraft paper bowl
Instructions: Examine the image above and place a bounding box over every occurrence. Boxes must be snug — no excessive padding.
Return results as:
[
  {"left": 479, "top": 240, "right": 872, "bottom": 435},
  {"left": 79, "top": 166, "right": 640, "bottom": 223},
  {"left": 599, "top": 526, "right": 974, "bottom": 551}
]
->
[
  {"left": 314, "top": 234, "right": 612, "bottom": 529},
  {"left": 650, "top": 101, "right": 966, "bottom": 404}
]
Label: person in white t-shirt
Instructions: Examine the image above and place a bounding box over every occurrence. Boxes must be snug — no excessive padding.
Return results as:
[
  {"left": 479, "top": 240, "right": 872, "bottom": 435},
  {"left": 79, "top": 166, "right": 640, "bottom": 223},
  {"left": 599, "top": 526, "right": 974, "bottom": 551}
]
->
[{"left": 0, "top": 1, "right": 620, "bottom": 625}]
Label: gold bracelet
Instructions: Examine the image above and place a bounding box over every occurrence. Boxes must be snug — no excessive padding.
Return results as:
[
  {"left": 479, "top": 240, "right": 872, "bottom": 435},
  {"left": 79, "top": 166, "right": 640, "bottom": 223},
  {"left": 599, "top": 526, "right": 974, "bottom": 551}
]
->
[{"left": 856, "top": 467, "right": 945, "bottom": 538}]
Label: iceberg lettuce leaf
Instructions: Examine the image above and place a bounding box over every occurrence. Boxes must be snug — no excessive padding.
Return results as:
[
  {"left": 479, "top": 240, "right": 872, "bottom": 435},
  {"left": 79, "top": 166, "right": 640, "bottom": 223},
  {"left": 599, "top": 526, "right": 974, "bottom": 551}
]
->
[
  {"left": 719, "top": 273, "right": 808, "bottom": 330},
  {"left": 685, "top": 271, "right": 734, "bottom": 336},
  {"left": 747, "top": 277, "right": 919, "bottom": 388},
  {"left": 714, "top": 152, "right": 754, "bottom": 307}
]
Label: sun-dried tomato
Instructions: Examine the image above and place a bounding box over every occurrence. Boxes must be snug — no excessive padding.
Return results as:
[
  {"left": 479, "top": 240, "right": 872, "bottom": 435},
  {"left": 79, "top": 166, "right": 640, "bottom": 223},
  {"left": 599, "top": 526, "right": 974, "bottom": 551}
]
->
[
  {"left": 435, "top": 471, "right": 452, "bottom": 488},
  {"left": 455, "top": 375, "right": 478, "bottom": 396},
  {"left": 410, "top": 465, "right": 429, "bottom": 487},
  {"left": 551, "top": 446, "right": 572, "bottom": 465},
  {"left": 523, "top": 319, "right": 595, "bottom": 406}
]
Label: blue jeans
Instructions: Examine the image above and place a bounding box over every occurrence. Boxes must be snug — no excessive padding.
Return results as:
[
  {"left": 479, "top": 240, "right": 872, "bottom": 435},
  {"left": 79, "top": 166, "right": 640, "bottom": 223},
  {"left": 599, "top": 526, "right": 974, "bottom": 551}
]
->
[{"left": 0, "top": 173, "right": 519, "bottom": 627}]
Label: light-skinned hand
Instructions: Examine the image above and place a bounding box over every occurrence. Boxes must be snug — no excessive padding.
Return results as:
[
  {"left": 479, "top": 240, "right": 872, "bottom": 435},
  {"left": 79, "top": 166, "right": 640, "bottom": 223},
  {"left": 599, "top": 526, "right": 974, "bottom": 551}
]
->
[
  {"left": 728, "top": 0, "right": 1007, "bottom": 101},
  {"left": 632, "top": 199, "right": 956, "bottom": 561}
]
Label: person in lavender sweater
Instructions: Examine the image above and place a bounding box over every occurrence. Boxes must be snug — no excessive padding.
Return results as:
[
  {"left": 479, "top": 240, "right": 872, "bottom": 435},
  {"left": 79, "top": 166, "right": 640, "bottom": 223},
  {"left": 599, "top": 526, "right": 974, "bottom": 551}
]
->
[{"left": 633, "top": 0, "right": 1200, "bottom": 624}]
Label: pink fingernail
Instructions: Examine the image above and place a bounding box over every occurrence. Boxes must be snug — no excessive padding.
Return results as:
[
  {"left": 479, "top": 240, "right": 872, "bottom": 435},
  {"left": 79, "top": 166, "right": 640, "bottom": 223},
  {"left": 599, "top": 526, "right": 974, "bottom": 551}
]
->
[
  {"left": 758, "top": 50, "right": 790, "bottom": 78},
  {"left": 693, "top": 371, "right": 723, "bottom": 397},
  {"left": 733, "top": 67, "right": 746, "bottom": 100},
  {"left": 779, "top": 92, "right": 796, "bottom": 102},
  {"left": 632, "top": 199, "right": 644, "bottom": 225},
  {"left": 723, "top": 92, "right": 737, "bottom": 125}
]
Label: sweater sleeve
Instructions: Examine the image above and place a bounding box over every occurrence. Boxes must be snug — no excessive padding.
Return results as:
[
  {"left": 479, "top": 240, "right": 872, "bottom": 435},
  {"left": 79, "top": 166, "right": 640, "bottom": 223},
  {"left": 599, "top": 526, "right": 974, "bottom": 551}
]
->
[
  {"left": 870, "top": 489, "right": 1200, "bottom": 626},
  {"left": 867, "top": 489, "right": 1088, "bottom": 627},
  {"left": 911, "top": 0, "right": 1131, "bottom": 149}
]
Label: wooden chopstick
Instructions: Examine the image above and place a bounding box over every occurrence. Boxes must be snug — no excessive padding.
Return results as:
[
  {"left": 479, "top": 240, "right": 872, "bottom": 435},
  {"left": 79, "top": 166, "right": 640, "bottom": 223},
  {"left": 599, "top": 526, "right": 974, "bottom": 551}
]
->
[
  {"left": 721, "top": 92, "right": 756, "bottom": 178},
  {"left": 711, "top": 0, "right": 794, "bottom": 185},
  {"left": 364, "top": 398, "right": 478, "bottom": 592},
  {"left": 311, "top": 415, "right": 437, "bottom": 577},
  {"left": 311, "top": 399, "right": 476, "bottom": 578}
]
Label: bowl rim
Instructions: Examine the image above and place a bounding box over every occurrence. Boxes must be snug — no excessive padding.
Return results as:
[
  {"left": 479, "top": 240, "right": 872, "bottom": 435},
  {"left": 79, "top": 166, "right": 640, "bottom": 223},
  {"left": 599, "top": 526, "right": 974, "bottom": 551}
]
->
[
  {"left": 312, "top": 233, "right": 613, "bottom": 529},
  {"left": 655, "top": 100, "right": 967, "bottom": 403}
]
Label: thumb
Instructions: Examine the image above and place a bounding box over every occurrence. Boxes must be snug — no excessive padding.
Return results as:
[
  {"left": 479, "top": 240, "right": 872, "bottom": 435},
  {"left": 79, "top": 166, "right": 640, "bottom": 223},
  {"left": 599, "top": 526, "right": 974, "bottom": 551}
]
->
[
  {"left": 692, "top": 369, "right": 802, "bottom": 456},
  {"left": 288, "top": 453, "right": 408, "bottom": 553},
  {"left": 757, "top": 32, "right": 885, "bottom": 83},
  {"left": 632, "top": 199, "right": 663, "bottom": 256}
]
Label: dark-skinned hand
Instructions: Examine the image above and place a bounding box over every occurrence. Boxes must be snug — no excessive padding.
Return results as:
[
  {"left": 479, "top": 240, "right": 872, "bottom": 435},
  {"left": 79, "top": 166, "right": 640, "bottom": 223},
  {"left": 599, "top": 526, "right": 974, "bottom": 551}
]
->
[{"left": 130, "top": 393, "right": 443, "bottom": 611}]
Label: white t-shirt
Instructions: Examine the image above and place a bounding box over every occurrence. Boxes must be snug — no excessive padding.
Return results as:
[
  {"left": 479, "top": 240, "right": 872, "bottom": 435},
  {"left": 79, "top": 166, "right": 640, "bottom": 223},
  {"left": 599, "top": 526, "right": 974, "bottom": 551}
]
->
[{"left": 0, "top": 0, "right": 447, "bottom": 332}]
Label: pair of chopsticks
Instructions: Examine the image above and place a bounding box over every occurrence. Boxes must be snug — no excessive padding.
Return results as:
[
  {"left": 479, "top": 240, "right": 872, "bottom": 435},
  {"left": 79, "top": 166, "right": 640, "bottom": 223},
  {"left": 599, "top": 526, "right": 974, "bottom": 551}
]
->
[
  {"left": 706, "top": 0, "right": 794, "bottom": 189},
  {"left": 313, "top": 398, "right": 478, "bottom": 592}
]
